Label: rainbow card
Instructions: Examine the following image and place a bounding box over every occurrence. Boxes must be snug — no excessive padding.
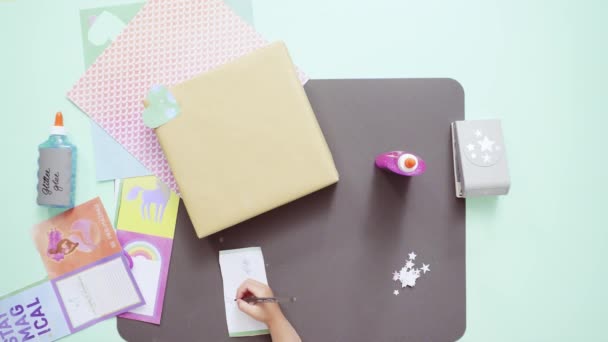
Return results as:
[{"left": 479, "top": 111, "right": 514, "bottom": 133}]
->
[{"left": 117, "top": 230, "right": 173, "bottom": 325}]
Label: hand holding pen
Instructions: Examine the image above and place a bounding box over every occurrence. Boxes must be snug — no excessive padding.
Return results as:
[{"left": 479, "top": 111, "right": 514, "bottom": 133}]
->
[
  {"left": 235, "top": 279, "right": 301, "bottom": 342},
  {"left": 238, "top": 296, "right": 295, "bottom": 304}
]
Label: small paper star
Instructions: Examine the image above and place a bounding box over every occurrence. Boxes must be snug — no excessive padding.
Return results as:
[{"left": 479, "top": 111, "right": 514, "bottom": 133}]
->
[
  {"left": 421, "top": 264, "right": 430, "bottom": 274},
  {"left": 405, "top": 260, "right": 414, "bottom": 269},
  {"left": 471, "top": 153, "right": 477, "bottom": 159},
  {"left": 466, "top": 143, "right": 475, "bottom": 151},
  {"left": 478, "top": 136, "right": 495, "bottom": 152},
  {"left": 475, "top": 130, "right": 482, "bottom": 137},
  {"left": 408, "top": 252, "right": 417, "bottom": 260},
  {"left": 393, "top": 290, "right": 399, "bottom": 296},
  {"left": 392, "top": 271, "right": 400, "bottom": 281},
  {"left": 483, "top": 154, "right": 491, "bottom": 163}
]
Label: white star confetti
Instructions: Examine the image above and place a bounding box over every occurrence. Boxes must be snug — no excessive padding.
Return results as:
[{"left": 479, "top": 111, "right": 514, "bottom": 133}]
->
[
  {"left": 400, "top": 268, "right": 419, "bottom": 287},
  {"left": 392, "top": 252, "right": 430, "bottom": 291},
  {"left": 471, "top": 153, "right": 477, "bottom": 159},
  {"left": 475, "top": 130, "right": 482, "bottom": 137},
  {"left": 477, "top": 136, "right": 495, "bottom": 152},
  {"left": 393, "top": 290, "right": 399, "bottom": 296},
  {"left": 482, "top": 154, "right": 491, "bottom": 163},
  {"left": 466, "top": 143, "right": 475, "bottom": 151}
]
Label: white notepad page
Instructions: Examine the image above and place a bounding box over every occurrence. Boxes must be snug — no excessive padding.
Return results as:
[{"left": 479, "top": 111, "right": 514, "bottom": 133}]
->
[
  {"left": 54, "top": 256, "right": 142, "bottom": 329},
  {"left": 219, "top": 247, "right": 270, "bottom": 337}
]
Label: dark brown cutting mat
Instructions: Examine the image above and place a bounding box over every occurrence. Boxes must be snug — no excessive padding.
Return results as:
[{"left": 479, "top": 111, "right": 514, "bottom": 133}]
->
[{"left": 118, "top": 79, "right": 466, "bottom": 342}]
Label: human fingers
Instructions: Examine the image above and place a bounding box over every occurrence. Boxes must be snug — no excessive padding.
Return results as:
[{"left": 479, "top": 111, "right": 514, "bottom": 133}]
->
[
  {"left": 237, "top": 299, "right": 263, "bottom": 320},
  {"left": 236, "top": 279, "right": 272, "bottom": 299},
  {"left": 246, "top": 279, "right": 273, "bottom": 297},
  {"left": 236, "top": 279, "right": 261, "bottom": 299}
]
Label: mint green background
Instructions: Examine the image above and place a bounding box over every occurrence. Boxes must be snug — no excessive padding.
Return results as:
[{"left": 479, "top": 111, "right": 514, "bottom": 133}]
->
[{"left": 1, "top": 0, "right": 606, "bottom": 341}]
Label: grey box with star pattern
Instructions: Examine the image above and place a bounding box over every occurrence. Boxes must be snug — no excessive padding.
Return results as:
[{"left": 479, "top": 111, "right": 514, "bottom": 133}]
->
[{"left": 452, "top": 119, "right": 510, "bottom": 197}]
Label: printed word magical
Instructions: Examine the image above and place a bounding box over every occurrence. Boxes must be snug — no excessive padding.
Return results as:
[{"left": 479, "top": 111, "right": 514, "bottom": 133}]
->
[{"left": 0, "top": 297, "right": 51, "bottom": 342}]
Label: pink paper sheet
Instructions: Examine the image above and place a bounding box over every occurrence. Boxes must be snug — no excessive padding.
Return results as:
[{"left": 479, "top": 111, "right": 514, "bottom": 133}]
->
[{"left": 68, "top": 0, "right": 308, "bottom": 193}]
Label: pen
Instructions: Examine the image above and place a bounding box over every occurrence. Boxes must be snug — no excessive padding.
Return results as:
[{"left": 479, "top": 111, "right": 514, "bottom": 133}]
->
[{"left": 236, "top": 296, "right": 295, "bottom": 304}]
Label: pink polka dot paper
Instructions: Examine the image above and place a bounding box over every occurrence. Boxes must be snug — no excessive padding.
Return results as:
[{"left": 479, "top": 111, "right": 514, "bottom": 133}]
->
[{"left": 67, "top": 0, "right": 308, "bottom": 193}]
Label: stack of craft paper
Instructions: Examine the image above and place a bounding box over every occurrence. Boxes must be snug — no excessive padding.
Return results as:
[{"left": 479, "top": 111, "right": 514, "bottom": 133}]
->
[
  {"left": 77, "top": 1, "right": 256, "bottom": 181},
  {"left": 68, "top": 0, "right": 307, "bottom": 192},
  {"left": 79, "top": 3, "right": 151, "bottom": 181},
  {"left": 152, "top": 42, "right": 339, "bottom": 238}
]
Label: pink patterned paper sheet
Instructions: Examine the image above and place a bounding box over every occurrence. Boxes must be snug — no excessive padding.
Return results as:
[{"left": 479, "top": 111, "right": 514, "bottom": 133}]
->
[{"left": 68, "top": 0, "right": 308, "bottom": 193}]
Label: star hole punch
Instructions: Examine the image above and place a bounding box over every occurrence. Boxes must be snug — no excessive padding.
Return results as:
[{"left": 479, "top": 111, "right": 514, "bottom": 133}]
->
[{"left": 451, "top": 119, "right": 510, "bottom": 197}]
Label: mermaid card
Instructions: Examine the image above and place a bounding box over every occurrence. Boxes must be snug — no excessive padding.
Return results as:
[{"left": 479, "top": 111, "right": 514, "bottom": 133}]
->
[{"left": 32, "top": 197, "right": 122, "bottom": 279}]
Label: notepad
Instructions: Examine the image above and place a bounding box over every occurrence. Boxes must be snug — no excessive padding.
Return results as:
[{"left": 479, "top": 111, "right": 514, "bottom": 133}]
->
[
  {"left": 155, "top": 42, "right": 339, "bottom": 238},
  {"left": 219, "top": 247, "right": 269, "bottom": 337},
  {"left": 53, "top": 256, "right": 141, "bottom": 330}
]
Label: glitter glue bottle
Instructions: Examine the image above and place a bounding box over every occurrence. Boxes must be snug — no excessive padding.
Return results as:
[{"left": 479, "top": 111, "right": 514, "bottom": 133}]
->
[
  {"left": 37, "top": 112, "right": 77, "bottom": 208},
  {"left": 375, "top": 151, "right": 426, "bottom": 176}
]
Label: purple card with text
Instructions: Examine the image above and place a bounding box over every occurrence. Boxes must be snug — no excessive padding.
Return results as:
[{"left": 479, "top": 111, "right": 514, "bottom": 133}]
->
[{"left": 0, "top": 254, "right": 144, "bottom": 342}]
